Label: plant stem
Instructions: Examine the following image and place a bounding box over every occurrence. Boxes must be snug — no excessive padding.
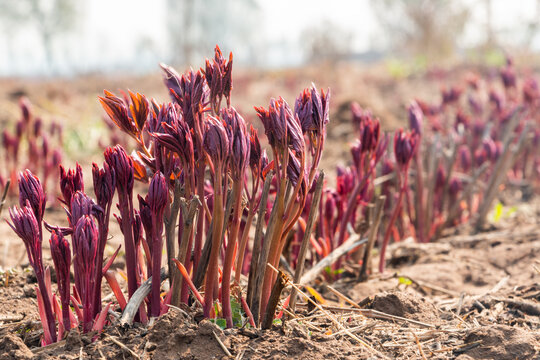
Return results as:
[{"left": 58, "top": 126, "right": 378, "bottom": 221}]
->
[
  {"left": 36, "top": 272, "right": 57, "bottom": 342},
  {"left": 262, "top": 270, "right": 286, "bottom": 329},
  {"left": 336, "top": 161, "right": 376, "bottom": 247},
  {"left": 234, "top": 210, "right": 255, "bottom": 283},
  {"left": 165, "top": 179, "right": 182, "bottom": 289},
  {"left": 193, "top": 161, "right": 206, "bottom": 272},
  {"left": 92, "top": 201, "right": 112, "bottom": 317},
  {"left": 258, "top": 181, "right": 286, "bottom": 322},
  {"left": 246, "top": 174, "right": 272, "bottom": 321},
  {"left": 150, "top": 214, "right": 164, "bottom": 317},
  {"left": 289, "top": 171, "right": 324, "bottom": 313},
  {"left": 118, "top": 192, "right": 138, "bottom": 298},
  {"left": 379, "top": 172, "right": 407, "bottom": 273},
  {"left": 171, "top": 196, "right": 200, "bottom": 306},
  {"left": 221, "top": 180, "right": 243, "bottom": 327},
  {"left": 203, "top": 171, "right": 225, "bottom": 318},
  {"left": 359, "top": 195, "right": 386, "bottom": 281},
  {"left": 413, "top": 153, "right": 426, "bottom": 243}
]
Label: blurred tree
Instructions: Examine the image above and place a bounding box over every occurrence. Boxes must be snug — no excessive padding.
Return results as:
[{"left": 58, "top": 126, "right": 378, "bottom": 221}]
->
[
  {"left": 524, "top": 0, "right": 540, "bottom": 49},
  {"left": 166, "top": 0, "right": 260, "bottom": 66},
  {"left": 0, "top": 0, "right": 76, "bottom": 72},
  {"left": 371, "top": 0, "right": 470, "bottom": 61},
  {"left": 166, "top": 0, "right": 195, "bottom": 65},
  {"left": 484, "top": 0, "right": 495, "bottom": 48},
  {"left": 301, "top": 20, "right": 353, "bottom": 64}
]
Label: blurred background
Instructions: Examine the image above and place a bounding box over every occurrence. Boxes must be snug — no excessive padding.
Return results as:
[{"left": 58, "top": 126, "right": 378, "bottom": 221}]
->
[
  {"left": 0, "top": 0, "right": 539, "bottom": 163},
  {"left": 0, "top": 0, "right": 539, "bottom": 77}
]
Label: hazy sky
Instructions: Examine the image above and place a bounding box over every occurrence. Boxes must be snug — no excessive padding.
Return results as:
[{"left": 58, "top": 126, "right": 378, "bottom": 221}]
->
[{"left": 0, "top": 0, "right": 538, "bottom": 76}]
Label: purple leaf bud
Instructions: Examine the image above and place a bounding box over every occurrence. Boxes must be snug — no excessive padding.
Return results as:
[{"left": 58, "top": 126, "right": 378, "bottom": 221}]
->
[
  {"left": 138, "top": 195, "right": 153, "bottom": 242},
  {"left": 393, "top": 129, "right": 418, "bottom": 167},
  {"left": 50, "top": 229, "right": 71, "bottom": 274},
  {"left": 8, "top": 203, "right": 41, "bottom": 269},
  {"left": 449, "top": 177, "right": 463, "bottom": 194},
  {"left": 203, "top": 46, "right": 233, "bottom": 110},
  {"left": 52, "top": 149, "right": 62, "bottom": 168},
  {"left": 482, "top": 138, "right": 497, "bottom": 161},
  {"left": 295, "top": 84, "right": 330, "bottom": 134},
  {"left": 489, "top": 90, "right": 503, "bottom": 112},
  {"left": 19, "top": 97, "right": 32, "bottom": 125},
  {"left": 458, "top": 145, "right": 472, "bottom": 172},
  {"left": 408, "top": 101, "right": 423, "bottom": 135},
  {"left": 468, "top": 95, "right": 483, "bottom": 116},
  {"left": 160, "top": 66, "right": 207, "bottom": 127},
  {"left": 441, "top": 86, "right": 462, "bottom": 105},
  {"left": 41, "top": 135, "right": 49, "bottom": 159},
  {"left": 18, "top": 170, "right": 46, "bottom": 223},
  {"left": 99, "top": 91, "right": 139, "bottom": 137},
  {"left": 59, "top": 163, "right": 84, "bottom": 206},
  {"left": 359, "top": 115, "right": 380, "bottom": 153},
  {"left": 148, "top": 172, "right": 168, "bottom": 218},
  {"left": 132, "top": 211, "right": 143, "bottom": 249},
  {"left": 203, "top": 116, "right": 229, "bottom": 165},
  {"left": 73, "top": 215, "right": 99, "bottom": 274},
  {"left": 33, "top": 117, "right": 43, "bottom": 137},
  {"left": 324, "top": 190, "right": 337, "bottom": 225},
  {"left": 500, "top": 64, "right": 516, "bottom": 89},
  {"left": 70, "top": 191, "right": 101, "bottom": 227},
  {"left": 474, "top": 147, "right": 487, "bottom": 165},
  {"left": 435, "top": 164, "right": 446, "bottom": 191},
  {"left": 104, "top": 145, "right": 134, "bottom": 193},
  {"left": 72, "top": 215, "right": 99, "bottom": 333},
  {"left": 350, "top": 141, "right": 362, "bottom": 170},
  {"left": 455, "top": 110, "right": 470, "bottom": 131},
  {"left": 286, "top": 151, "right": 305, "bottom": 191},
  {"left": 256, "top": 97, "right": 301, "bottom": 151},
  {"left": 350, "top": 102, "right": 372, "bottom": 129},
  {"left": 154, "top": 102, "right": 179, "bottom": 133},
  {"left": 249, "top": 126, "right": 262, "bottom": 172},
  {"left": 336, "top": 166, "right": 354, "bottom": 196},
  {"left": 155, "top": 112, "right": 195, "bottom": 169},
  {"left": 16, "top": 120, "right": 24, "bottom": 139},
  {"left": 92, "top": 162, "right": 116, "bottom": 210},
  {"left": 222, "top": 107, "right": 250, "bottom": 177},
  {"left": 416, "top": 99, "right": 441, "bottom": 117}
]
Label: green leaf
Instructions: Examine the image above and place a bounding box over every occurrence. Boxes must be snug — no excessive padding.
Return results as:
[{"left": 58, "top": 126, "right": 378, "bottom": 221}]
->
[
  {"left": 230, "top": 298, "right": 245, "bottom": 327},
  {"left": 210, "top": 318, "right": 227, "bottom": 330},
  {"left": 324, "top": 266, "right": 344, "bottom": 276},
  {"left": 493, "top": 202, "right": 504, "bottom": 222},
  {"left": 398, "top": 276, "right": 412, "bottom": 286}
]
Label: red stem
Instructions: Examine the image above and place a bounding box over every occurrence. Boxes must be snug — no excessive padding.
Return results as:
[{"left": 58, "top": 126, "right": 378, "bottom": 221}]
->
[
  {"left": 221, "top": 180, "right": 243, "bottom": 328},
  {"left": 203, "top": 171, "right": 225, "bottom": 317},
  {"left": 336, "top": 161, "right": 374, "bottom": 247},
  {"left": 118, "top": 191, "right": 138, "bottom": 299},
  {"left": 36, "top": 274, "right": 57, "bottom": 342},
  {"left": 150, "top": 218, "right": 164, "bottom": 317},
  {"left": 379, "top": 171, "right": 408, "bottom": 273}
]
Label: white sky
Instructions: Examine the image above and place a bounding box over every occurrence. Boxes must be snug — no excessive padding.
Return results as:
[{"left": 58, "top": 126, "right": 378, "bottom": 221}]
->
[{"left": 0, "top": 0, "right": 538, "bottom": 76}]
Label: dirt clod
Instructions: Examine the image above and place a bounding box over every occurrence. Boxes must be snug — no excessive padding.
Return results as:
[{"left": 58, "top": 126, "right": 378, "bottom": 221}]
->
[
  {"left": 459, "top": 325, "right": 538, "bottom": 360},
  {"left": 0, "top": 334, "right": 33, "bottom": 360},
  {"left": 369, "top": 290, "right": 441, "bottom": 324}
]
